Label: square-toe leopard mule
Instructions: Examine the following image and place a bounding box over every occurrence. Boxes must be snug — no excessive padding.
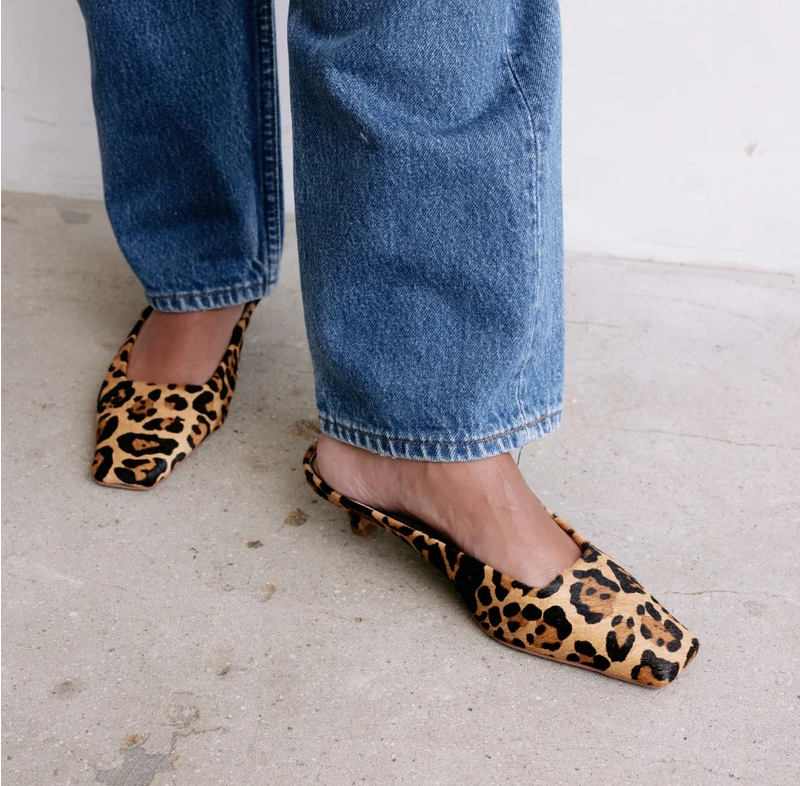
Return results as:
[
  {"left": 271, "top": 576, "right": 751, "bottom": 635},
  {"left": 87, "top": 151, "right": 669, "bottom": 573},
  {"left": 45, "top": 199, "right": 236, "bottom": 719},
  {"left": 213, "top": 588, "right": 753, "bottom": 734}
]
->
[
  {"left": 92, "top": 301, "right": 258, "bottom": 490},
  {"left": 303, "top": 442, "right": 699, "bottom": 688}
]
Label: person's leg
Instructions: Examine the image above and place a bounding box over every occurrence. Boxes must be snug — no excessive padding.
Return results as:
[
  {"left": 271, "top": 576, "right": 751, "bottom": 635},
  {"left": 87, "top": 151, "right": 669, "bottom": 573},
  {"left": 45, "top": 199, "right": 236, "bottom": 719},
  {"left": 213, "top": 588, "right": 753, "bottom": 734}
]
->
[
  {"left": 289, "top": 1, "right": 577, "bottom": 585},
  {"left": 78, "top": 0, "right": 283, "bottom": 383}
]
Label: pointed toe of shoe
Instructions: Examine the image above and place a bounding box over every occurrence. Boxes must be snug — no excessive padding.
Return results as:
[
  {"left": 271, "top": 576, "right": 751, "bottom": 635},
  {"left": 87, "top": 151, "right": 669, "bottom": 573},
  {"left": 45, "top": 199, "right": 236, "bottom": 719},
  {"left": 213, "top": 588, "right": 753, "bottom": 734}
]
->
[
  {"left": 468, "top": 542, "right": 700, "bottom": 688},
  {"left": 559, "top": 556, "right": 700, "bottom": 688},
  {"left": 92, "top": 438, "right": 177, "bottom": 490},
  {"left": 460, "top": 531, "right": 699, "bottom": 688}
]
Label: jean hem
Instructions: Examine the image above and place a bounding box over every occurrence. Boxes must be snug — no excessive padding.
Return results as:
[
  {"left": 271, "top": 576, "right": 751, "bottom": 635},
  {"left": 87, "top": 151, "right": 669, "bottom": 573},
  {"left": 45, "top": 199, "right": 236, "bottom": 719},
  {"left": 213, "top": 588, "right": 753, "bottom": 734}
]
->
[
  {"left": 146, "top": 277, "right": 277, "bottom": 312},
  {"left": 318, "top": 409, "right": 562, "bottom": 462}
]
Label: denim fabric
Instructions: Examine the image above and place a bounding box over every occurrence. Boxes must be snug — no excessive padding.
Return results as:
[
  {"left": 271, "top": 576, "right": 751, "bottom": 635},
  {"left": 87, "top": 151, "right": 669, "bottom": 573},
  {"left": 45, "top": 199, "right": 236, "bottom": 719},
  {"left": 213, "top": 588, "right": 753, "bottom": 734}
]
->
[
  {"left": 78, "top": 0, "right": 283, "bottom": 312},
  {"left": 79, "top": 0, "right": 564, "bottom": 462},
  {"left": 290, "top": 1, "right": 564, "bottom": 460}
]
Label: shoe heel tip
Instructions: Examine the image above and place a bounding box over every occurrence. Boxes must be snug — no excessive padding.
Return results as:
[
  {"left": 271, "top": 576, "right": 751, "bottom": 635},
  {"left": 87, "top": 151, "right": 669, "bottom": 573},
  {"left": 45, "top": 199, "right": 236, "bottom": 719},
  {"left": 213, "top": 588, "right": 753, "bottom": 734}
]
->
[{"left": 348, "top": 511, "right": 377, "bottom": 538}]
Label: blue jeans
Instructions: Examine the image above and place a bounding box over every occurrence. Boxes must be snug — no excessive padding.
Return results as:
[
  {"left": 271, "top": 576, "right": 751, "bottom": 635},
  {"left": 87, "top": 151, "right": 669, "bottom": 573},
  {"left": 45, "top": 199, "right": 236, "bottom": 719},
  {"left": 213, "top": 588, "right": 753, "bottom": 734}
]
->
[{"left": 78, "top": 0, "right": 565, "bottom": 462}]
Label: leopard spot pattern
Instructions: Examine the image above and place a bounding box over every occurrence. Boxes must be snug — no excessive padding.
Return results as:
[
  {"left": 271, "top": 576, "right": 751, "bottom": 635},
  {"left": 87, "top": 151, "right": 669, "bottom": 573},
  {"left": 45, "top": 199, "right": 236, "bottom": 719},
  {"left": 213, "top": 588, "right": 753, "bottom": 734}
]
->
[
  {"left": 303, "top": 443, "right": 700, "bottom": 689},
  {"left": 92, "top": 302, "right": 257, "bottom": 489}
]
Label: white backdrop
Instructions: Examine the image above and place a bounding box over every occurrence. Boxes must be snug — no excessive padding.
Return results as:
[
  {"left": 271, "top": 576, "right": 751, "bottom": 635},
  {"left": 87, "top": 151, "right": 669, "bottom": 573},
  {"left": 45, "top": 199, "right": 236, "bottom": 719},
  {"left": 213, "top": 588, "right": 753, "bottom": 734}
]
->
[{"left": 3, "top": 1, "right": 798, "bottom": 272}]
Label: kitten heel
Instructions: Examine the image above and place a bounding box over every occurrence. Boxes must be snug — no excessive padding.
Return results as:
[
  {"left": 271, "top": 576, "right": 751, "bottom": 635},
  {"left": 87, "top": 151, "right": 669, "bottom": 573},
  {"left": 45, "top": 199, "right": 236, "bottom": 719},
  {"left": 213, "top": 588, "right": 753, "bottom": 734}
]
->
[{"left": 348, "top": 511, "right": 378, "bottom": 538}]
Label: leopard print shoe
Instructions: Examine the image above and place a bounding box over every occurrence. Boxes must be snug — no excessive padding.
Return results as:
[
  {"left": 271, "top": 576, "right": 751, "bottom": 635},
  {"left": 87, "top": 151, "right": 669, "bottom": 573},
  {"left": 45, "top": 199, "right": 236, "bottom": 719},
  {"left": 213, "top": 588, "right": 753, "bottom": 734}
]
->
[
  {"left": 92, "top": 302, "right": 258, "bottom": 490},
  {"left": 303, "top": 442, "right": 699, "bottom": 688}
]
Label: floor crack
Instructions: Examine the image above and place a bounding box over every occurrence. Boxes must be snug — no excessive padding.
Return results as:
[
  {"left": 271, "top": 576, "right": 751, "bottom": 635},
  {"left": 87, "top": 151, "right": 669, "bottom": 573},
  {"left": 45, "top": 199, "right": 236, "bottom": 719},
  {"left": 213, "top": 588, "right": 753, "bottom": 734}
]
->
[
  {"left": 665, "top": 589, "right": 798, "bottom": 604},
  {"left": 665, "top": 589, "right": 741, "bottom": 596},
  {"left": 611, "top": 426, "right": 799, "bottom": 452}
]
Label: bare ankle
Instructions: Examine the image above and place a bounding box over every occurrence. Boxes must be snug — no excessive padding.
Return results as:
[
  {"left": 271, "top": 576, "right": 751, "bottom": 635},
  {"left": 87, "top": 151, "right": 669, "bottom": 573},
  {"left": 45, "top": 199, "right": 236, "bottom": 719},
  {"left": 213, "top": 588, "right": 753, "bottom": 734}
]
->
[
  {"left": 126, "top": 303, "right": 245, "bottom": 385},
  {"left": 314, "top": 434, "right": 581, "bottom": 586},
  {"left": 315, "top": 434, "right": 397, "bottom": 510}
]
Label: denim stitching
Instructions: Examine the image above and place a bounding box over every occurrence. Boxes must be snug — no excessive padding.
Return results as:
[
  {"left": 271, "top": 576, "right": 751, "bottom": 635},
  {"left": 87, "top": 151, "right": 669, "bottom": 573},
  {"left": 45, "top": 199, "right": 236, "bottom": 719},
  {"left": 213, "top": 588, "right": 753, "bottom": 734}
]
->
[
  {"left": 251, "top": 0, "right": 267, "bottom": 273},
  {"left": 148, "top": 278, "right": 272, "bottom": 301},
  {"left": 147, "top": 279, "right": 278, "bottom": 312},
  {"left": 319, "top": 410, "right": 561, "bottom": 448},
  {"left": 256, "top": 0, "right": 283, "bottom": 274}
]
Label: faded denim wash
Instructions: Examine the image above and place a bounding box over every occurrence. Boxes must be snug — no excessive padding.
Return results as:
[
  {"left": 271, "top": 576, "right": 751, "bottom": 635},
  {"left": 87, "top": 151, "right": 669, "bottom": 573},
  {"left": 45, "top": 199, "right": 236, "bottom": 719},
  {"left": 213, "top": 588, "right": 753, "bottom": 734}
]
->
[
  {"left": 78, "top": 0, "right": 284, "bottom": 312},
  {"left": 78, "top": 0, "right": 565, "bottom": 462}
]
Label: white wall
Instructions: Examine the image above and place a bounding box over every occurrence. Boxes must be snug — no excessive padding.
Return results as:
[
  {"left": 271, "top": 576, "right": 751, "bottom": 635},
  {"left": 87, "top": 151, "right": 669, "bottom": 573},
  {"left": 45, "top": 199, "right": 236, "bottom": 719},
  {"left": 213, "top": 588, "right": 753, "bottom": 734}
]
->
[
  {"left": 1, "top": 0, "right": 294, "bottom": 206},
  {"left": 562, "top": 1, "right": 800, "bottom": 272},
  {"left": 3, "top": 1, "right": 799, "bottom": 273}
]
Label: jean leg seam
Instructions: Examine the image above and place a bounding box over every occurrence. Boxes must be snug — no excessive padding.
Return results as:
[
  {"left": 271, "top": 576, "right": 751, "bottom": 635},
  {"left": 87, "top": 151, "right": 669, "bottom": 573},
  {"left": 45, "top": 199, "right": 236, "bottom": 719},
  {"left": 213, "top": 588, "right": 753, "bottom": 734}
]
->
[
  {"left": 251, "top": 0, "right": 267, "bottom": 273},
  {"left": 254, "top": 0, "right": 283, "bottom": 278},
  {"left": 504, "top": 7, "right": 542, "bottom": 428}
]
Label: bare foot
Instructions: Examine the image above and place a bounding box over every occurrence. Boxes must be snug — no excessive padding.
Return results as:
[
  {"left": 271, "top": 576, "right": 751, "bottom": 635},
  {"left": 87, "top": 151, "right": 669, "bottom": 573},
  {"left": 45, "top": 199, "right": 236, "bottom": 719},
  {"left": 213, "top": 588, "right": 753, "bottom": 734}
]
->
[
  {"left": 126, "top": 305, "right": 245, "bottom": 385},
  {"left": 315, "top": 434, "right": 582, "bottom": 587}
]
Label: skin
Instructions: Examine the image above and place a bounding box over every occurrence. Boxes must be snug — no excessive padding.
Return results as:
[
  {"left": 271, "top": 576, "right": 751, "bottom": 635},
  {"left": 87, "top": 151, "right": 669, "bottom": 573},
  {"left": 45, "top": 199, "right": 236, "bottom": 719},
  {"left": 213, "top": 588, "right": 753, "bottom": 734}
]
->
[
  {"left": 127, "top": 307, "right": 582, "bottom": 586},
  {"left": 315, "top": 434, "right": 581, "bottom": 587},
  {"left": 126, "top": 304, "right": 245, "bottom": 385}
]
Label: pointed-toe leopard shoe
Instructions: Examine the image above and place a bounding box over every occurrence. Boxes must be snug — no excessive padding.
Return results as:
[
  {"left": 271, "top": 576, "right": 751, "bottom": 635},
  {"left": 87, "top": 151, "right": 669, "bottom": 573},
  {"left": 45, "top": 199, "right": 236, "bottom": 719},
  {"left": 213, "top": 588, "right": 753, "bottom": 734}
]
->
[
  {"left": 303, "top": 442, "right": 699, "bottom": 688},
  {"left": 92, "top": 301, "right": 258, "bottom": 490}
]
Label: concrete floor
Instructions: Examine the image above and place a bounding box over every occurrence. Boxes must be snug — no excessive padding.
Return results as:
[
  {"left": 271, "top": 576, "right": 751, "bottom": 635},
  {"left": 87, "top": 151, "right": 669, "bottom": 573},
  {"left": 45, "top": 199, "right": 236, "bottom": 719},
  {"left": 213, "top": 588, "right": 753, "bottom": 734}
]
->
[{"left": 2, "top": 191, "right": 798, "bottom": 785}]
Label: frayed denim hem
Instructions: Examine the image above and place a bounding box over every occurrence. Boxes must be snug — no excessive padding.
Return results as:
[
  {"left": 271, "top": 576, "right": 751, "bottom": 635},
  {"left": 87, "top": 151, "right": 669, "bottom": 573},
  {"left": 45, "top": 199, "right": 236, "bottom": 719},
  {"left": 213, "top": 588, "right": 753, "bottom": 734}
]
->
[
  {"left": 318, "top": 409, "right": 562, "bottom": 462},
  {"left": 145, "top": 277, "right": 277, "bottom": 312}
]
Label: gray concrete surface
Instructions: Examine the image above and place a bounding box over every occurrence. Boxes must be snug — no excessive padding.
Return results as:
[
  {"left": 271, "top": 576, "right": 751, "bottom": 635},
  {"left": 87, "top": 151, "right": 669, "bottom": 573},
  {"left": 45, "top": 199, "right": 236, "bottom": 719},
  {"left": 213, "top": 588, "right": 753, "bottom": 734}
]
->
[{"left": 2, "top": 191, "right": 799, "bottom": 785}]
